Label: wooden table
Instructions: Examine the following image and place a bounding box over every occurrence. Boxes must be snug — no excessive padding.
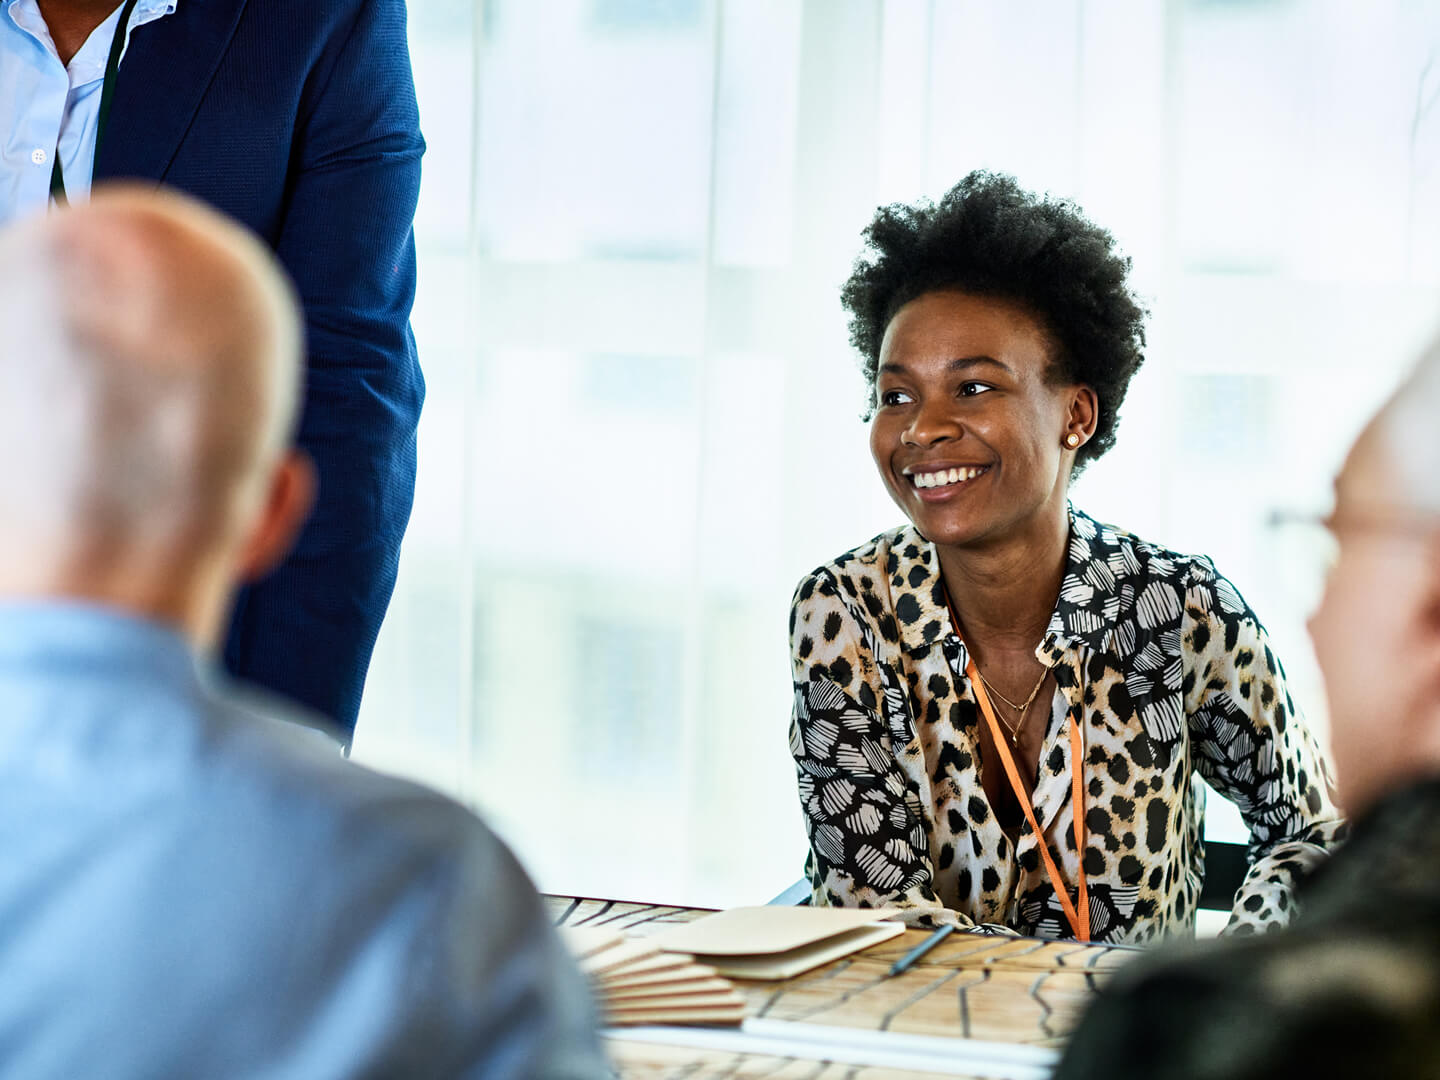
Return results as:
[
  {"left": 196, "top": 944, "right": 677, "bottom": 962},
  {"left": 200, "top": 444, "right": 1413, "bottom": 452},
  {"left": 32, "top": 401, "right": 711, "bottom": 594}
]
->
[{"left": 546, "top": 897, "right": 1139, "bottom": 1079}]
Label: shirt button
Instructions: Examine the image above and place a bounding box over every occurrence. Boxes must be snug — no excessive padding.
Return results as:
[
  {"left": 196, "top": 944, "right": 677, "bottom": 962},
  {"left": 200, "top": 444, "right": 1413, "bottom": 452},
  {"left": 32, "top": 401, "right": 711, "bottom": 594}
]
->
[{"left": 31, "top": 148, "right": 48, "bottom": 165}]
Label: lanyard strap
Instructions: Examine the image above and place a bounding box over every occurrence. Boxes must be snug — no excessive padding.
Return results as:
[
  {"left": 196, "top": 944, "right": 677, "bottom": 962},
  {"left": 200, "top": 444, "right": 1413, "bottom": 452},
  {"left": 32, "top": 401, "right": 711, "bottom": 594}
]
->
[
  {"left": 966, "top": 659, "right": 1090, "bottom": 940},
  {"left": 943, "top": 590, "right": 1091, "bottom": 937},
  {"left": 50, "top": 0, "right": 141, "bottom": 205}
]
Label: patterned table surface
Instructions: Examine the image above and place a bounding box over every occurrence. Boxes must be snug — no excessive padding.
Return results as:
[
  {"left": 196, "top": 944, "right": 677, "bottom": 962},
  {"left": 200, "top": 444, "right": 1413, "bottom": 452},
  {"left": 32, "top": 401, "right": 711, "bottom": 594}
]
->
[{"left": 546, "top": 896, "right": 1140, "bottom": 1080}]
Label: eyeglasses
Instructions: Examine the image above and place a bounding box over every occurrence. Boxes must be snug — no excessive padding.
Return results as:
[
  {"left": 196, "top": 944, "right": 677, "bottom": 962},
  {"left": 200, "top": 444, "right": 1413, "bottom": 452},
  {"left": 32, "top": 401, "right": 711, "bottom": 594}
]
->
[
  {"left": 1266, "top": 507, "right": 1440, "bottom": 539},
  {"left": 1265, "top": 506, "right": 1440, "bottom": 614},
  {"left": 1264, "top": 509, "right": 1339, "bottom": 618}
]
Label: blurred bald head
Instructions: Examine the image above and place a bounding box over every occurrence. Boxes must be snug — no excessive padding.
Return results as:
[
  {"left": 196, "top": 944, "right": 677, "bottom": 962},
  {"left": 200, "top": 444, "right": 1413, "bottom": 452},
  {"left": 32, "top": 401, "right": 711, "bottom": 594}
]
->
[
  {"left": 1375, "top": 339, "right": 1440, "bottom": 516},
  {"left": 1310, "top": 333, "right": 1440, "bottom": 813},
  {"left": 0, "top": 187, "right": 312, "bottom": 645}
]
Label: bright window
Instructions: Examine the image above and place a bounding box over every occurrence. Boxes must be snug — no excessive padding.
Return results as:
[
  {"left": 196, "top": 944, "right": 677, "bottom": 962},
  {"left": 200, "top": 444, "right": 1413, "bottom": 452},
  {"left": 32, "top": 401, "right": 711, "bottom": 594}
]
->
[{"left": 354, "top": 0, "right": 1440, "bottom": 906}]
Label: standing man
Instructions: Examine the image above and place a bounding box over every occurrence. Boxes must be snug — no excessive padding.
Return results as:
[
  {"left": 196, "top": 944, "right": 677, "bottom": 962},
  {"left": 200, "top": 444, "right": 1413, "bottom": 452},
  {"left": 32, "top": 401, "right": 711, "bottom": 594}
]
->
[{"left": 1, "top": 0, "right": 426, "bottom": 739}]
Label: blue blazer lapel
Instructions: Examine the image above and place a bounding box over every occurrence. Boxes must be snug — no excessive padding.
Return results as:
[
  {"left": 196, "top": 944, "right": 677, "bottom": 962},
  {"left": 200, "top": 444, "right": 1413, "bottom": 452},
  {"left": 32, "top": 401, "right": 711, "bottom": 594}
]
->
[{"left": 94, "top": 0, "right": 250, "bottom": 182}]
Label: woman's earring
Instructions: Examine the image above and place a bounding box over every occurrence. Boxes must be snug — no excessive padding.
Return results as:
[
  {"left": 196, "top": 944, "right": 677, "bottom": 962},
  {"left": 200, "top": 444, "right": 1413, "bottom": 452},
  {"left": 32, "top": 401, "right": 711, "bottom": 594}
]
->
[{"left": 1064, "top": 432, "right": 1082, "bottom": 450}]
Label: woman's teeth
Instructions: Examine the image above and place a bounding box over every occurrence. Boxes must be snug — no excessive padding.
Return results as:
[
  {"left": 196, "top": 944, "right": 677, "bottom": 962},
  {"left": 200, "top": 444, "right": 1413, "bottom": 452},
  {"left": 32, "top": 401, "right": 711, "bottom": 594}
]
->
[{"left": 912, "top": 466, "right": 986, "bottom": 489}]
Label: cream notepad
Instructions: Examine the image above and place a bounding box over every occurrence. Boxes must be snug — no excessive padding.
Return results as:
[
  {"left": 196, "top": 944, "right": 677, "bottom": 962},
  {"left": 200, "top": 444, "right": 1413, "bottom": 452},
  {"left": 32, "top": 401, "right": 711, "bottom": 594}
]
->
[
  {"left": 591, "top": 950, "right": 697, "bottom": 984},
  {"left": 602, "top": 1001, "right": 748, "bottom": 1026},
  {"left": 648, "top": 906, "right": 905, "bottom": 980},
  {"left": 562, "top": 926, "right": 627, "bottom": 960},
  {"left": 605, "top": 976, "right": 735, "bottom": 1002},
  {"left": 577, "top": 938, "right": 663, "bottom": 976},
  {"left": 560, "top": 925, "right": 746, "bottom": 1026}
]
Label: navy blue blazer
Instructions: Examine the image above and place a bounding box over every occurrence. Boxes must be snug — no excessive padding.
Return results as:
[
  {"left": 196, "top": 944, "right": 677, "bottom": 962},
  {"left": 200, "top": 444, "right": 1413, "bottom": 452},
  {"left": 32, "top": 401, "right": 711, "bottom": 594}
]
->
[{"left": 96, "top": 0, "right": 425, "bottom": 738}]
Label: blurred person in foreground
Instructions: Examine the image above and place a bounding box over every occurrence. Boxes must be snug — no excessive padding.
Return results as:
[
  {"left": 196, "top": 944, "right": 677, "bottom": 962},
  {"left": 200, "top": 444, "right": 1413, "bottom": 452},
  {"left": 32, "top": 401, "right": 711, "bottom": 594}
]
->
[
  {"left": 789, "top": 172, "right": 1343, "bottom": 943},
  {"left": 0, "top": 189, "right": 606, "bottom": 1079},
  {"left": 1056, "top": 342, "right": 1440, "bottom": 1078}
]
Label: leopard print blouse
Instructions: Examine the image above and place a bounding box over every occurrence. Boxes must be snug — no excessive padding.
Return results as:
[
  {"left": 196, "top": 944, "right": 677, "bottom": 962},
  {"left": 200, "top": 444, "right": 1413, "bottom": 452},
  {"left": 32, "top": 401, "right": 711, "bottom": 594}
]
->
[{"left": 788, "top": 507, "right": 1345, "bottom": 943}]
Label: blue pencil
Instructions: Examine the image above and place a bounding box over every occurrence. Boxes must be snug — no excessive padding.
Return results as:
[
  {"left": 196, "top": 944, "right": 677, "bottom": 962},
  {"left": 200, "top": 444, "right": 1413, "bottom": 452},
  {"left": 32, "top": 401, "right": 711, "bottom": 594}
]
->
[{"left": 888, "top": 924, "right": 957, "bottom": 976}]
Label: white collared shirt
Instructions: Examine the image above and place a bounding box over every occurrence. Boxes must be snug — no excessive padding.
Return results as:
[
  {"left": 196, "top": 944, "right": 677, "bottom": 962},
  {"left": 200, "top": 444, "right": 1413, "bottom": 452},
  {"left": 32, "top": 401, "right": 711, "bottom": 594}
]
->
[{"left": 0, "top": 0, "right": 176, "bottom": 219}]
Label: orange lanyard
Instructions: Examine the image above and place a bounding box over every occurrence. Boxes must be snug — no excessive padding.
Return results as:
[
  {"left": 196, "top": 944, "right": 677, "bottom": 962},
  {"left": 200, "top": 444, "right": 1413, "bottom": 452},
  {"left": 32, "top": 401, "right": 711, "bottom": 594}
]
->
[{"left": 953, "top": 633, "right": 1090, "bottom": 942}]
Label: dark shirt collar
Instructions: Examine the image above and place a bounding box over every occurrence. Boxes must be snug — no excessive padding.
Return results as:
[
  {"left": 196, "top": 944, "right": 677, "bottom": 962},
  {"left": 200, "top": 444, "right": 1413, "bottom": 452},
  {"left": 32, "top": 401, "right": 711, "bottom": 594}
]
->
[{"left": 1042, "top": 507, "right": 1129, "bottom": 656}]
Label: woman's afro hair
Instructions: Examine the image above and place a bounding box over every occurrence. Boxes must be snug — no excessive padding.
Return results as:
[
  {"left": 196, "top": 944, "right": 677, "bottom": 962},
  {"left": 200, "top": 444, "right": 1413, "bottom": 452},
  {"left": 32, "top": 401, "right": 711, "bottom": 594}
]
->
[{"left": 840, "top": 171, "right": 1147, "bottom": 471}]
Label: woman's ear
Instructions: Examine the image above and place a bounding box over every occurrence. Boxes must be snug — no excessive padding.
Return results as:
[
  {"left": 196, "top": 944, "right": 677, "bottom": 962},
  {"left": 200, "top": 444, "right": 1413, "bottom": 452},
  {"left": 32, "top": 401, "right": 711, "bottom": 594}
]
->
[
  {"left": 236, "top": 451, "right": 316, "bottom": 583},
  {"left": 1065, "top": 385, "right": 1099, "bottom": 443}
]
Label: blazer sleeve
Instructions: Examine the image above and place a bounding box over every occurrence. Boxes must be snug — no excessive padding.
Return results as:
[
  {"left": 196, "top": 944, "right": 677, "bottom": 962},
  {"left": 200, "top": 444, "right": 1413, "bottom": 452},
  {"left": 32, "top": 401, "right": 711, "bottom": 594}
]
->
[
  {"left": 1180, "top": 561, "right": 1346, "bottom": 935},
  {"left": 789, "top": 569, "right": 978, "bottom": 930},
  {"left": 223, "top": 0, "right": 426, "bottom": 737}
]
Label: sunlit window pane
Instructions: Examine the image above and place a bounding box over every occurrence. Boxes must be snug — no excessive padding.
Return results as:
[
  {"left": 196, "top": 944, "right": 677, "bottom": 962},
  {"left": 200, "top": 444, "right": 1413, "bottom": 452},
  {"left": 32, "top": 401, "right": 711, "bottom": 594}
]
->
[{"left": 358, "top": 0, "right": 1440, "bottom": 901}]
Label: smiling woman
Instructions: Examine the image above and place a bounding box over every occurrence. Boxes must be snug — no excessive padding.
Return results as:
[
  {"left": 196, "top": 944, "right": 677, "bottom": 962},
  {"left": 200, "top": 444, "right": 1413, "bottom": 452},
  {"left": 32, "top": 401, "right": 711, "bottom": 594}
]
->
[{"left": 787, "top": 172, "right": 1346, "bottom": 944}]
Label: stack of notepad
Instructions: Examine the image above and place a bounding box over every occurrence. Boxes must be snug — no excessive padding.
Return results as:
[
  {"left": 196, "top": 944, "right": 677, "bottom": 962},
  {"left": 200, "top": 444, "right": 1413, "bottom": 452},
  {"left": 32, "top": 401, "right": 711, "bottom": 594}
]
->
[
  {"left": 649, "top": 906, "right": 905, "bottom": 980},
  {"left": 563, "top": 907, "right": 904, "bottom": 1027},
  {"left": 563, "top": 926, "right": 748, "bottom": 1026}
]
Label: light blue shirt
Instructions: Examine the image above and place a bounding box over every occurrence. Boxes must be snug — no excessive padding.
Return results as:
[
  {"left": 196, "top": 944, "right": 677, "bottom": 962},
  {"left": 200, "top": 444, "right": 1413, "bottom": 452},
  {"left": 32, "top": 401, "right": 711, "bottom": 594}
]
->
[
  {"left": 0, "top": 0, "right": 175, "bottom": 218},
  {"left": 0, "top": 602, "right": 608, "bottom": 1079}
]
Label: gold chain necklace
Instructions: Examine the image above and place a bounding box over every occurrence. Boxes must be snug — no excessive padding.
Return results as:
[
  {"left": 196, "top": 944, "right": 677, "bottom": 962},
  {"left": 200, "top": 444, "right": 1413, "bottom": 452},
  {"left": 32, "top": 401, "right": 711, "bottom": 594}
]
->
[
  {"left": 976, "top": 667, "right": 1050, "bottom": 745},
  {"left": 977, "top": 666, "right": 1049, "bottom": 714}
]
